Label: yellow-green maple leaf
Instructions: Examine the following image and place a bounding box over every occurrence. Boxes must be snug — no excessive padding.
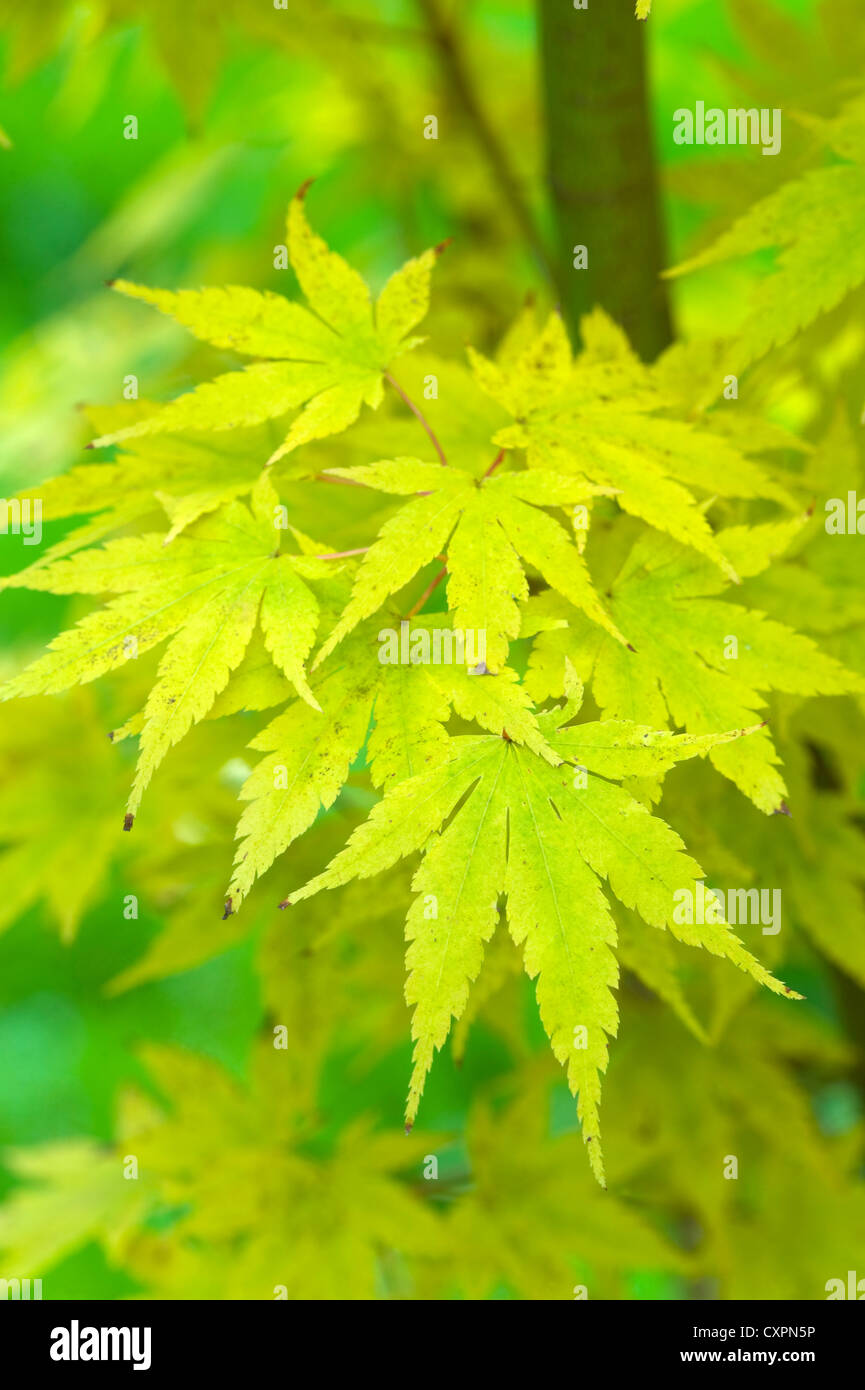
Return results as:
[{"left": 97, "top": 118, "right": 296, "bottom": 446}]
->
[
  {"left": 469, "top": 308, "right": 797, "bottom": 581},
  {"left": 3, "top": 410, "right": 288, "bottom": 591},
  {"left": 0, "top": 477, "right": 331, "bottom": 822},
  {"left": 314, "top": 456, "right": 624, "bottom": 669},
  {"left": 665, "top": 95, "right": 865, "bottom": 374},
  {"left": 288, "top": 670, "right": 797, "bottom": 1184},
  {"left": 88, "top": 187, "right": 442, "bottom": 465},
  {"left": 527, "top": 520, "right": 862, "bottom": 813},
  {"left": 225, "top": 619, "right": 556, "bottom": 912}
]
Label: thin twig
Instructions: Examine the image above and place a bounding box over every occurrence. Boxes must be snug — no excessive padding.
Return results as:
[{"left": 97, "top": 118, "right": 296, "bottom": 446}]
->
[
  {"left": 385, "top": 371, "right": 449, "bottom": 467},
  {"left": 314, "top": 473, "right": 367, "bottom": 487},
  {"left": 313, "top": 547, "right": 370, "bottom": 560},
  {"left": 405, "top": 564, "right": 448, "bottom": 618},
  {"left": 483, "top": 449, "right": 506, "bottom": 478}
]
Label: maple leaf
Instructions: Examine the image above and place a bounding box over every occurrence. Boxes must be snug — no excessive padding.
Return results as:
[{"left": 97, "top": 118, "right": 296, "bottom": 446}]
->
[
  {"left": 314, "top": 455, "right": 625, "bottom": 670},
  {"left": 87, "top": 185, "right": 443, "bottom": 465},
  {"left": 286, "top": 666, "right": 797, "bottom": 1184},
  {"left": 665, "top": 95, "right": 865, "bottom": 373},
  {"left": 225, "top": 617, "right": 556, "bottom": 913},
  {"left": 527, "top": 519, "right": 862, "bottom": 814},
  {"left": 0, "top": 476, "right": 332, "bottom": 822},
  {"left": 1, "top": 410, "right": 285, "bottom": 591},
  {"left": 467, "top": 307, "right": 797, "bottom": 581}
]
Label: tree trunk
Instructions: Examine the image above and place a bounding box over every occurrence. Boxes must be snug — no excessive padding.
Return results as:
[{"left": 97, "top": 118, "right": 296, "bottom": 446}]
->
[{"left": 537, "top": 0, "right": 673, "bottom": 359}]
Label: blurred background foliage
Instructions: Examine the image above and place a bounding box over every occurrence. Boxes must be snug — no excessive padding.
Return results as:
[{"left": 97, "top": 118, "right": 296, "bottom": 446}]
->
[{"left": 1, "top": 0, "right": 864, "bottom": 1300}]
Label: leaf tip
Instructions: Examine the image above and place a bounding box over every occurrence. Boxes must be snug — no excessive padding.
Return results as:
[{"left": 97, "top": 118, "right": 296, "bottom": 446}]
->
[
  {"left": 295, "top": 177, "right": 315, "bottom": 202},
  {"left": 222, "top": 898, "right": 234, "bottom": 920},
  {"left": 434, "top": 236, "right": 453, "bottom": 258},
  {"left": 122, "top": 813, "right": 134, "bottom": 832}
]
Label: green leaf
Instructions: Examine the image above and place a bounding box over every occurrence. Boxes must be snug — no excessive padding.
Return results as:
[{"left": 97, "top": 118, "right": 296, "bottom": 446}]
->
[
  {"left": 528, "top": 523, "right": 862, "bottom": 813},
  {"left": 314, "top": 455, "right": 624, "bottom": 669},
  {"left": 1, "top": 479, "right": 332, "bottom": 820},
  {"left": 226, "top": 627, "right": 555, "bottom": 910},
  {"left": 665, "top": 96, "right": 865, "bottom": 372},
  {"left": 470, "top": 309, "right": 797, "bottom": 579},
  {"left": 289, "top": 699, "right": 796, "bottom": 1183},
  {"left": 87, "top": 190, "right": 441, "bottom": 465}
]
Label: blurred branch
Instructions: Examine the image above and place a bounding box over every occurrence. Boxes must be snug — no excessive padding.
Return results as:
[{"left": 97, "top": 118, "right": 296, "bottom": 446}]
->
[
  {"left": 537, "top": 0, "right": 673, "bottom": 359},
  {"left": 416, "top": 0, "right": 554, "bottom": 284}
]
